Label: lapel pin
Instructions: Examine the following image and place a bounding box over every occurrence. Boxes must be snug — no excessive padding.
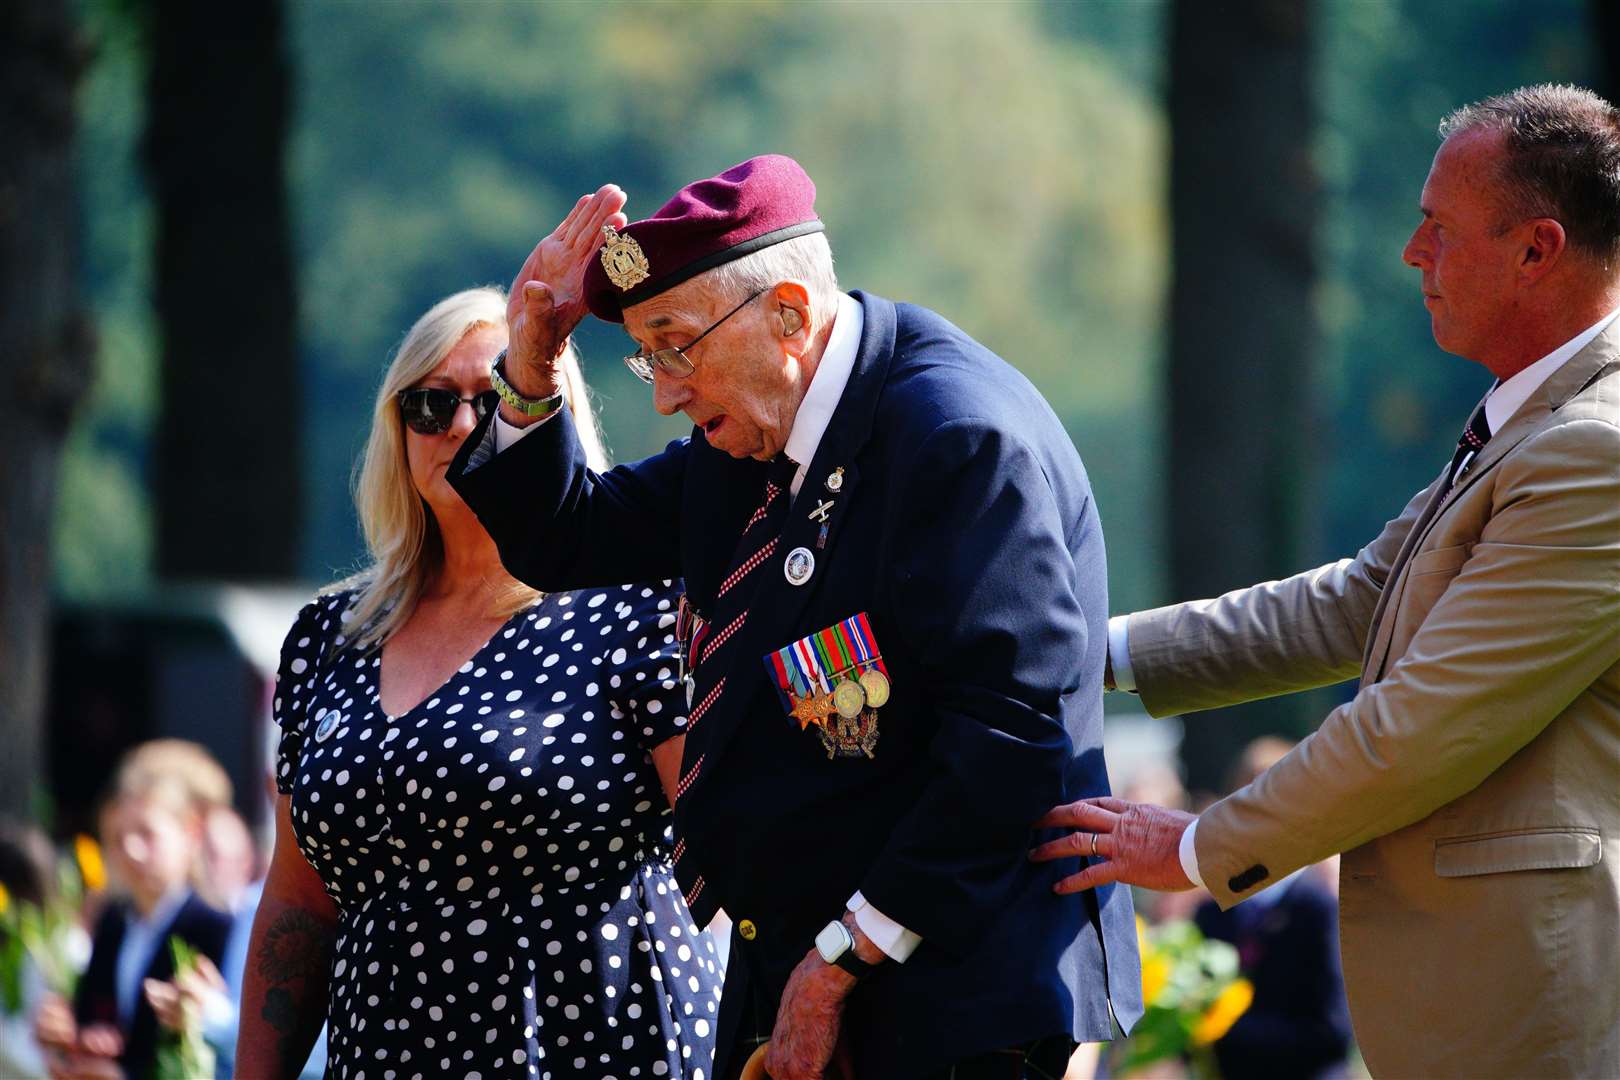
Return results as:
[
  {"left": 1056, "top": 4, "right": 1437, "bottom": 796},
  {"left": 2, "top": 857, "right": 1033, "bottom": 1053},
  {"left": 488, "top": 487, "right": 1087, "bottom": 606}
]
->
[
  {"left": 824, "top": 467, "right": 845, "bottom": 493},
  {"left": 784, "top": 546, "right": 815, "bottom": 586},
  {"left": 808, "top": 499, "right": 834, "bottom": 524}
]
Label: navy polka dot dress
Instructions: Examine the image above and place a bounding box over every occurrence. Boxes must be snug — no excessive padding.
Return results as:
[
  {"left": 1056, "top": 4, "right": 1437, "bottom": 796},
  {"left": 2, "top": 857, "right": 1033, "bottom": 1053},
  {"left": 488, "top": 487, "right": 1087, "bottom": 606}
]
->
[{"left": 273, "top": 581, "right": 722, "bottom": 1079}]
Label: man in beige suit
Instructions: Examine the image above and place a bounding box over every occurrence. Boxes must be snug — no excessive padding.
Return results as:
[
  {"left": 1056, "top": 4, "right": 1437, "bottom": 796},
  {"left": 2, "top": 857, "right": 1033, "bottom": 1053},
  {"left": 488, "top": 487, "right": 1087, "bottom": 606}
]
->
[{"left": 1034, "top": 84, "right": 1620, "bottom": 1077}]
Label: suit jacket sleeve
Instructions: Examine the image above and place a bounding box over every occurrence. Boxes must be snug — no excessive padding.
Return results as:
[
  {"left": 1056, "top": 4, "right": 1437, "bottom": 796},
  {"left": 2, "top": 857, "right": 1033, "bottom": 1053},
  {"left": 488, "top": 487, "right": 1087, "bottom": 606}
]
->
[
  {"left": 1197, "top": 418, "right": 1620, "bottom": 906},
  {"left": 1124, "top": 477, "right": 1436, "bottom": 717},
  {"left": 856, "top": 418, "right": 1084, "bottom": 956},
  {"left": 449, "top": 407, "right": 688, "bottom": 590}
]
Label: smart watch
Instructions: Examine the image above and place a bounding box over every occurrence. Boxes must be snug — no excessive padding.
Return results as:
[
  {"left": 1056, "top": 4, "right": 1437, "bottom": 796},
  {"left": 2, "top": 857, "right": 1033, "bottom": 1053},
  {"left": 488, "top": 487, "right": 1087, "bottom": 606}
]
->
[{"left": 814, "top": 919, "right": 879, "bottom": 981}]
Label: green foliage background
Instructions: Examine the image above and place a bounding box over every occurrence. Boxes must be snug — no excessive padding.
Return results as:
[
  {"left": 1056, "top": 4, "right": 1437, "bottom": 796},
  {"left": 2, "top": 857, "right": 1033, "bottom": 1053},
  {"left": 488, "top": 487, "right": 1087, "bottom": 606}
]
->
[{"left": 57, "top": 0, "right": 1595, "bottom": 661}]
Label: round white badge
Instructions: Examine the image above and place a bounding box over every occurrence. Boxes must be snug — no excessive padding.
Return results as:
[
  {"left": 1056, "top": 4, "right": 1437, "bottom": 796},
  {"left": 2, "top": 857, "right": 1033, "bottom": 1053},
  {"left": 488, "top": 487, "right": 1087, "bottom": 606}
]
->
[
  {"left": 313, "top": 710, "right": 340, "bottom": 743},
  {"left": 784, "top": 546, "right": 815, "bottom": 586}
]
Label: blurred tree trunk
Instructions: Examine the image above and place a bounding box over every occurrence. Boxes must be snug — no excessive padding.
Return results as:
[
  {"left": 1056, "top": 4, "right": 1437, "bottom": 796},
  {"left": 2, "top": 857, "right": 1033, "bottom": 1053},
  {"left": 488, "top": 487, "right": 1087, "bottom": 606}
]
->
[
  {"left": 146, "top": 0, "right": 300, "bottom": 580},
  {"left": 0, "top": 0, "right": 93, "bottom": 819},
  {"left": 1167, "top": 0, "right": 1319, "bottom": 794}
]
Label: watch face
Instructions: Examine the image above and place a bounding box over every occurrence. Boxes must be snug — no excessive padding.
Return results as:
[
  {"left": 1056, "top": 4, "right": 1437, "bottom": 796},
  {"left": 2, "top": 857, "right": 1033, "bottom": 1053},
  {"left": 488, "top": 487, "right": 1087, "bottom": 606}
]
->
[{"left": 814, "top": 920, "right": 850, "bottom": 963}]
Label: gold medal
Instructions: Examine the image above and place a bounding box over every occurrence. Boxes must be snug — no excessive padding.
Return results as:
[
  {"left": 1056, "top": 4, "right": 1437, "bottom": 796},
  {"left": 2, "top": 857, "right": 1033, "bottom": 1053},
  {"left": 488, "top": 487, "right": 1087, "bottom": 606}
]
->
[
  {"left": 833, "top": 679, "right": 866, "bottom": 718},
  {"left": 600, "top": 225, "right": 650, "bottom": 291},
  {"left": 858, "top": 669, "right": 890, "bottom": 709}
]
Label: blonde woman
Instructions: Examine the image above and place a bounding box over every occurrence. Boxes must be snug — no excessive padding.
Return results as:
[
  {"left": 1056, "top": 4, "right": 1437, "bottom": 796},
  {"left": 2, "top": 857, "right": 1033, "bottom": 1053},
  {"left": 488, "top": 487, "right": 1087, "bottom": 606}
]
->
[{"left": 237, "top": 288, "right": 721, "bottom": 1079}]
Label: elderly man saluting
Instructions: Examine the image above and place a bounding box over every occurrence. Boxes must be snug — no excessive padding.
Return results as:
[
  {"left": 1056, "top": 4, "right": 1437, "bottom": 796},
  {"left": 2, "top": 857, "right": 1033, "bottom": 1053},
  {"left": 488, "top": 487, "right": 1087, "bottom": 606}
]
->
[
  {"left": 449, "top": 156, "right": 1140, "bottom": 1079},
  {"left": 1036, "top": 84, "right": 1620, "bottom": 1079}
]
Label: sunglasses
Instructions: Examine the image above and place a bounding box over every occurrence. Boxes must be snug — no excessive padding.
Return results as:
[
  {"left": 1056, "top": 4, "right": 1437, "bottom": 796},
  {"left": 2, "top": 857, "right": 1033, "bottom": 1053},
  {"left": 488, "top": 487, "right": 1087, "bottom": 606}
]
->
[{"left": 397, "top": 387, "right": 499, "bottom": 435}]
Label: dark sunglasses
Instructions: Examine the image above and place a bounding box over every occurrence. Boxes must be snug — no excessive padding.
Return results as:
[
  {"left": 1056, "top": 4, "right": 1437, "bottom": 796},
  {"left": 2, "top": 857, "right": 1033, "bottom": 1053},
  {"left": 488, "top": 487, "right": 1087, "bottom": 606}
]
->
[{"left": 397, "top": 387, "right": 499, "bottom": 435}]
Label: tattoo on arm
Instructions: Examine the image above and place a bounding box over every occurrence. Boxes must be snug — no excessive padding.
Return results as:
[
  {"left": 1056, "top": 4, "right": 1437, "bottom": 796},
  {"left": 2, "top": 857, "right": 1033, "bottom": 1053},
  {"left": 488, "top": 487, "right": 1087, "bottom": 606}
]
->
[
  {"left": 257, "top": 907, "right": 330, "bottom": 984},
  {"left": 253, "top": 906, "right": 334, "bottom": 1069}
]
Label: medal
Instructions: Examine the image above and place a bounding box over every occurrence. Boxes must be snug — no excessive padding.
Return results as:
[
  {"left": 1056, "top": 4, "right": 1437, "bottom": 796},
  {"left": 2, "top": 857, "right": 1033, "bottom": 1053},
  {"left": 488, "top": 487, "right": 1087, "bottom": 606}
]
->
[
  {"left": 763, "top": 612, "right": 892, "bottom": 755},
  {"left": 858, "top": 668, "right": 890, "bottom": 708},
  {"left": 833, "top": 679, "right": 866, "bottom": 718},
  {"left": 818, "top": 707, "right": 880, "bottom": 759},
  {"left": 313, "top": 709, "right": 339, "bottom": 743},
  {"left": 784, "top": 546, "right": 815, "bottom": 586}
]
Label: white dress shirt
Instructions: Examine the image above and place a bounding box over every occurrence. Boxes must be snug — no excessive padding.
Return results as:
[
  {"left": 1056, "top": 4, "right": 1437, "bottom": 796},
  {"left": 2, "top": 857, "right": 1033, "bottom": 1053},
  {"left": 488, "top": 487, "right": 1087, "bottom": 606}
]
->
[
  {"left": 1110, "top": 302, "right": 1620, "bottom": 890},
  {"left": 489, "top": 294, "right": 920, "bottom": 961}
]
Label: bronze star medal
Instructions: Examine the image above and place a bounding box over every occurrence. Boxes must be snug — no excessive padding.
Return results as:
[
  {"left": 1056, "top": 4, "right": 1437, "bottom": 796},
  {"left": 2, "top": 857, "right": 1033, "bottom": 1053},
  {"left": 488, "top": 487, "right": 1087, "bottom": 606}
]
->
[
  {"left": 600, "top": 224, "right": 650, "bottom": 291},
  {"left": 790, "top": 692, "right": 835, "bottom": 731}
]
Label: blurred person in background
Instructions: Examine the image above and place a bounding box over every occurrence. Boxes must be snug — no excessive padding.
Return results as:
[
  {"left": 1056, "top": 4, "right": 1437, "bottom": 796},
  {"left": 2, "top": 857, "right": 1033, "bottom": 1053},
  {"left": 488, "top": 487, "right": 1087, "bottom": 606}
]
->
[
  {"left": 1193, "top": 737, "right": 1351, "bottom": 1080},
  {"left": 146, "top": 803, "right": 325, "bottom": 1079},
  {"left": 34, "top": 768, "right": 230, "bottom": 1080},
  {"left": 1, "top": 820, "right": 62, "bottom": 1078},
  {"left": 235, "top": 287, "right": 721, "bottom": 1078}
]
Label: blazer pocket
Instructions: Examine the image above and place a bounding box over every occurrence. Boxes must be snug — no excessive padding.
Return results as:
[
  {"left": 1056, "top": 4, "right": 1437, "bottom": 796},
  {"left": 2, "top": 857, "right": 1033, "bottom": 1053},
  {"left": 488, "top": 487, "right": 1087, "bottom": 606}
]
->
[
  {"left": 1434, "top": 827, "right": 1603, "bottom": 877},
  {"left": 1405, "top": 542, "right": 1471, "bottom": 577}
]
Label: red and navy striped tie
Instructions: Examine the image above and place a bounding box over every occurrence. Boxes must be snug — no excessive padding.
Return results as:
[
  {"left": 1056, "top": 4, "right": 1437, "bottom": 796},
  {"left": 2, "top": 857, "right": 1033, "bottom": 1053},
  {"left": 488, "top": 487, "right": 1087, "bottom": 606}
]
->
[
  {"left": 1443, "top": 401, "right": 1491, "bottom": 497},
  {"left": 673, "top": 454, "right": 798, "bottom": 923}
]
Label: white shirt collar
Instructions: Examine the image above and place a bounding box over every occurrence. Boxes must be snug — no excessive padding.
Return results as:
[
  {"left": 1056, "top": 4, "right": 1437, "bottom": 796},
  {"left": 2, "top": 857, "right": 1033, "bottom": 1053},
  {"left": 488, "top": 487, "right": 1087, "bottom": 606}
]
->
[
  {"left": 1485, "top": 304, "right": 1620, "bottom": 434},
  {"left": 783, "top": 292, "right": 863, "bottom": 497}
]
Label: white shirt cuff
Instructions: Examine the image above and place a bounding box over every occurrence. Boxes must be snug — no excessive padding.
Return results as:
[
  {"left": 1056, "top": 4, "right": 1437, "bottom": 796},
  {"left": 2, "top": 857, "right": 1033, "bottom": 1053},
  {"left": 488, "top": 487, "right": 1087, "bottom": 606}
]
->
[
  {"left": 1107, "top": 615, "right": 1137, "bottom": 693},
  {"left": 493, "top": 409, "right": 555, "bottom": 452},
  {"left": 1178, "top": 817, "right": 1205, "bottom": 889},
  {"left": 846, "top": 891, "right": 921, "bottom": 963}
]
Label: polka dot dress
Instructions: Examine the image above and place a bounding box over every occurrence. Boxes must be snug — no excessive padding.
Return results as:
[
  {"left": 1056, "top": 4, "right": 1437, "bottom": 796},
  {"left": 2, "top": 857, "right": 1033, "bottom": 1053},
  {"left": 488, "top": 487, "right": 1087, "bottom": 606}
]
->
[{"left": 273, "top": 581, "right": 722, "bottom": 1079}]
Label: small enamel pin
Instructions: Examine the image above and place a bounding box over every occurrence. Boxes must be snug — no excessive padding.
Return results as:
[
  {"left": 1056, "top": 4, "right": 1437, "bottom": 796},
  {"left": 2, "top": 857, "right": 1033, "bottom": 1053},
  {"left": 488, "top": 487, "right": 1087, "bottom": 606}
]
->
[
  {"left": 313, "top": 709, "right": 339, "bottom": 743},
  {"left": 824, "top": 467, "right": 845, "bottom": 493},
  {"left": 784, "top": 546, "right": 815, "bottom": 586}
]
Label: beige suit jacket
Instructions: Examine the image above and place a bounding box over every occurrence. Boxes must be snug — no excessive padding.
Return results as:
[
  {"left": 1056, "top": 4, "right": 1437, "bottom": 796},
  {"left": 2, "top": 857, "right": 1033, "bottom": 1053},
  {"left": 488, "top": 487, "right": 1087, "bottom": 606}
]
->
[{"left": 1124, "top": 328, "right": 1620, "bottom": 1078}]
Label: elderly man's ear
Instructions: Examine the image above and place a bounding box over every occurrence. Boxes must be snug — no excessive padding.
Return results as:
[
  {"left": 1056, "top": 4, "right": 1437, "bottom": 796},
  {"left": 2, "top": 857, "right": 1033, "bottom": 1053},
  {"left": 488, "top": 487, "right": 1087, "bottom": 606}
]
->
[{"left": 771, "top": 282, "right": 812, "bottom": 345}]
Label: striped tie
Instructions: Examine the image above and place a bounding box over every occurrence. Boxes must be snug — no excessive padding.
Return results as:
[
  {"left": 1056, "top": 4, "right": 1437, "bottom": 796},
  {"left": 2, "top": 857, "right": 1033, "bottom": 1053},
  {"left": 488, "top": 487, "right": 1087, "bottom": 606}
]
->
[
  {"left": 673, "top": 454, "right": 798, "bottom": 923},
  {"left": 1443, "top": 402, "right": 1492, "bottom": 497}
]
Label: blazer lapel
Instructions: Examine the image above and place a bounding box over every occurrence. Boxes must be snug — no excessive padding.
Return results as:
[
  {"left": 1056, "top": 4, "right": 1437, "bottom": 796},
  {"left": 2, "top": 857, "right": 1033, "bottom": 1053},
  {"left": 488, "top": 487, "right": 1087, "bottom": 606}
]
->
[
  {"left": 1363, "top": 327, "right": 1620, "bottom": 681},
  {"left": 681, "top": 293, "right": 898, "bottom": 802}
]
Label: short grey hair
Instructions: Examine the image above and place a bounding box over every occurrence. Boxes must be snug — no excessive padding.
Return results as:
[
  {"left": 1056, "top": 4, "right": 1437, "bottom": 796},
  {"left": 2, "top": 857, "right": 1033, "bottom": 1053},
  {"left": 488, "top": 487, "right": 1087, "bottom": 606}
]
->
[
  {"left": 1439, "top": 83, "right": 1620, "bottom": 263},
  {"left": 699, "top": 232, "right": 841, "bottom": 311}
]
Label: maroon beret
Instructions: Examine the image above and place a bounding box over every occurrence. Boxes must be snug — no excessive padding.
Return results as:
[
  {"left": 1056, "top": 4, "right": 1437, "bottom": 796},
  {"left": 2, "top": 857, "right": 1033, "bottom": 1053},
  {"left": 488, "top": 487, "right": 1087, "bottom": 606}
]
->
[{"left": 584, "top": 154, "right": 824, "bottom": 323}]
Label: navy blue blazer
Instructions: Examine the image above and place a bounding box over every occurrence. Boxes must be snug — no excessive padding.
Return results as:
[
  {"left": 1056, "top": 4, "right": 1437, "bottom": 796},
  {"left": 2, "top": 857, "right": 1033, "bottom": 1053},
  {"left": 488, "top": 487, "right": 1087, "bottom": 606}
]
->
[
  {"left": 73, "top": 892, "right": 232, "bottom": 1080},
  {"left": 451, "top": 291, "right": 1141, "bottom": 1077}
]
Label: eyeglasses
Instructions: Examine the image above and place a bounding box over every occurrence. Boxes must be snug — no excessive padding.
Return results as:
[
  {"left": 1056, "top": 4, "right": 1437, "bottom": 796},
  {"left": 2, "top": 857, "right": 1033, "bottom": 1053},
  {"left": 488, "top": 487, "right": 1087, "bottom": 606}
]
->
[
  {"left": 397, "top": 387, "right": 499, "bottom": 435},
  {"left": 623, "top": 289, "right": 766, "bottom": 384}
]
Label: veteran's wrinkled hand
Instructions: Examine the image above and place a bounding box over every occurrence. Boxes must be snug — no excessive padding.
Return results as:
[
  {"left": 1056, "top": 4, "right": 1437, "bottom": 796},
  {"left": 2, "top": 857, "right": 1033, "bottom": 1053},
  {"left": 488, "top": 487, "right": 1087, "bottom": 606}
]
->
[
  {"left": 1031, "top": 795, "right": 1197, "bottom": 894},
  {"left": 502, "top": 185, "right": 628, "bottom": 405},
  {"left": 762, "top": 949, "right": 856, "bottom": 1080}
]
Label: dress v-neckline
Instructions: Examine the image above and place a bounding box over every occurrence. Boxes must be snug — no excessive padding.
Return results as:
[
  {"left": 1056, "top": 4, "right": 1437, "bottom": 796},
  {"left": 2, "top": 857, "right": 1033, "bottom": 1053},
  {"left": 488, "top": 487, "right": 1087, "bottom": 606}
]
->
[{"left": 373, "top": 605, "right": 531, "bottom": 719}]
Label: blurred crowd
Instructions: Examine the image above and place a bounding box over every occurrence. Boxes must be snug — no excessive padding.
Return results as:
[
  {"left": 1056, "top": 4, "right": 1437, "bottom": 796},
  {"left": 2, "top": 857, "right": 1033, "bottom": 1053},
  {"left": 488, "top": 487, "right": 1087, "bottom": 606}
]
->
[{"left": 0, "top": 738, "right": 323, "bottom": 1080}]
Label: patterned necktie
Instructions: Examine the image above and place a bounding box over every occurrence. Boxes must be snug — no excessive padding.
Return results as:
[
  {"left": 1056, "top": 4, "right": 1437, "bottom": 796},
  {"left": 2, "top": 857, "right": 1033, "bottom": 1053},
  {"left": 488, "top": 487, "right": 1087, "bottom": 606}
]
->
[
  {"left": 1443, "top": 402, "right": 1492, "bottom": 496},
  {"left": 672, "top": 453, "right": 798, "bottom": 922}
]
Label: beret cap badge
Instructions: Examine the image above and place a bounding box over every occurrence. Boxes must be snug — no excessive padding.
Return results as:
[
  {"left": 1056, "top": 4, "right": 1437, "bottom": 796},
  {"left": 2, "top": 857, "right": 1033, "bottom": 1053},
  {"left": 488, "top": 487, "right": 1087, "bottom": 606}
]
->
[{"left": 600, "top": 224, "right": 651, "bottom": 291}]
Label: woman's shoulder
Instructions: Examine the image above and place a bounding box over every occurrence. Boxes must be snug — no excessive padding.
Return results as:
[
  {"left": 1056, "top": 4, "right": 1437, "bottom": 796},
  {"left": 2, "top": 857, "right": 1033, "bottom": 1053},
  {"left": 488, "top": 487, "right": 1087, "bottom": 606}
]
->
[
  {"left": 281, "top": 587, "right": 361, "bottom": 656},
  {"left": 553, "top": 579, "right": 681, "bottom": 627}
]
